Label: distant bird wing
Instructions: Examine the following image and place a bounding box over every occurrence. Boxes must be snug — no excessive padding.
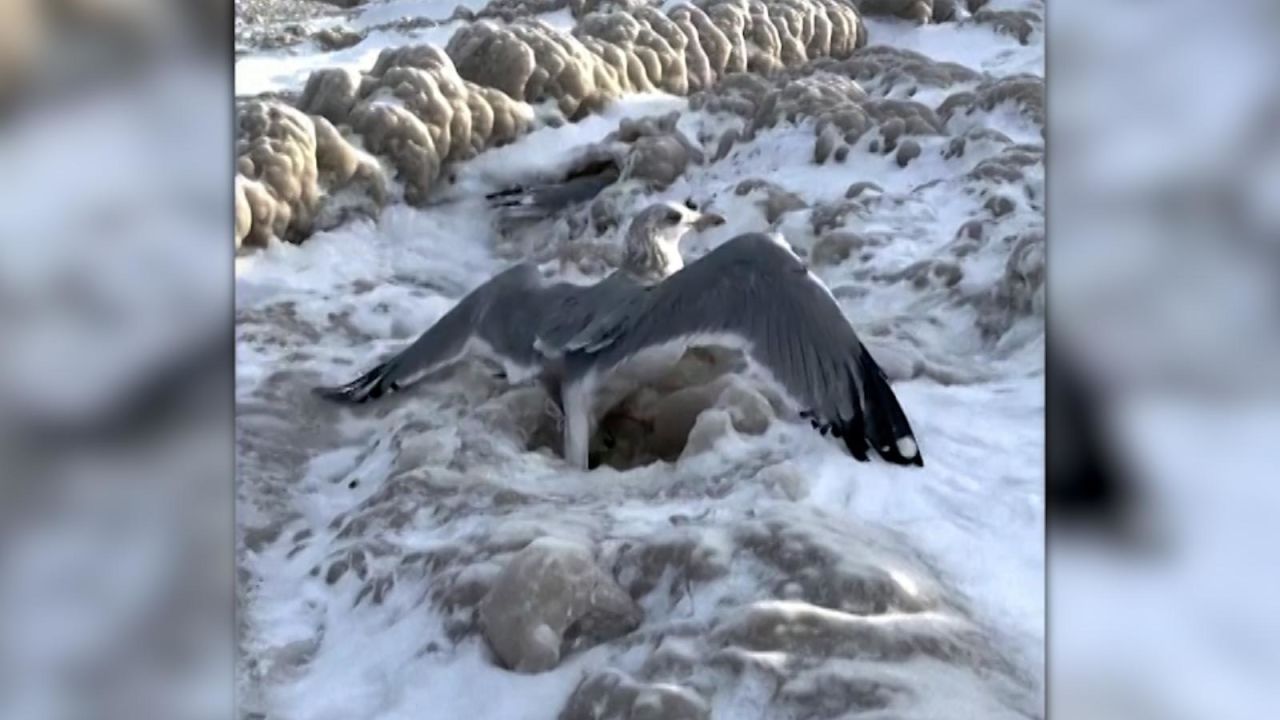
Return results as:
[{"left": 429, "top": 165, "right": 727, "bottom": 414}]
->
[{"left": 486, "top": 153, "right": 621, "bottom": 222}]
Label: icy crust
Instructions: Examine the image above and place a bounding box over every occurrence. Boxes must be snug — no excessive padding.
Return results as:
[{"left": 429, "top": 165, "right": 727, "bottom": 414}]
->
[
  {"left": 849, "top": 0, "right": 1044, "bottom": 38},
  {"left": 964, "top": 5, "right": 1042, "bottom": 46},
  {"left": 461, "top": 0, "right": 658, "bottom": 23},
  {"left": 481, "top": 538, "right": 644, "bottom": 673},
  {"left": 250, "top": 426, "right": 1035, "bottom": 718},
  {"left": 854, "top": 0, "right": 956, "bottom": 24},
  {"left": 937, "top": 73, "right": 1044, "bottom": 134},
  {"left": 689, "top": 46, "right": 1041, "bottom": 166},
  {"left": 236, "top": 0, "right": 870, "bottom": 250},
  {"left": 235, "top": 100, "right": 391, "bottom": 246},
  {"left": 236, "top": 21, "right": 367, "bottom": 55},
  {"left": 816, "top": 45, "right": 982, "bottom": 99}
]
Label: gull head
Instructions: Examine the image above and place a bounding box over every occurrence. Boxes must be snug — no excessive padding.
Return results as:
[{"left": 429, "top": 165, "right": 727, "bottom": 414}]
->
[{"left": 622, "top": 200, "right": 726, "bottom": 281}]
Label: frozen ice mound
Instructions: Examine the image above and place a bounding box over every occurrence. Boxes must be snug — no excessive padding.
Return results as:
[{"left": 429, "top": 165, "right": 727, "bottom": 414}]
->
[
  {"left": 480, "top": 537, "right": 643, "bottom": 673},
  {"left": 236, "top": 45, "right": 534, "bottom": 249},
  {"left": 235, "top": 0, "right": 871, "bottom": 248},
  {"left": 245, "top": 432, "right": 1037, "bottom": 717},
  {"left": 691, "top": 45, "right": 1043, "bottom": 168}
]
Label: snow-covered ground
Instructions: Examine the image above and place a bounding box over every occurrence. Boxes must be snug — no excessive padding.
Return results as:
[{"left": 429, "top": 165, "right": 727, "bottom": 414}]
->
[
  {"left": 236, "top": 2, "right": 1045, "bottom": 718},
  {"left": 235, "top": 0, "right": 577, "bottom": 96}
]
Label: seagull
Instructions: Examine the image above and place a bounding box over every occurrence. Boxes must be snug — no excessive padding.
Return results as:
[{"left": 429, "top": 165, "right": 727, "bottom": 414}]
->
[
  {"left": 315, "top": 202, "right": 923, "bottom": 469},
  {"left": 484, "top": 148, "right": 621, "bottom": 228},
  {"left": 314, "top": 201, "right": 716, "bottom": 403}
]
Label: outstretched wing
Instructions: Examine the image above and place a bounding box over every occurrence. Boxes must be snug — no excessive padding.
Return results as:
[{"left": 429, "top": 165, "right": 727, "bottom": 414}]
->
[
  {"left": 567, "top": 233, "right": 923, "bottom": 466},
  {"left": 313, "top": 264, "right": 554, "bottom": 404}
]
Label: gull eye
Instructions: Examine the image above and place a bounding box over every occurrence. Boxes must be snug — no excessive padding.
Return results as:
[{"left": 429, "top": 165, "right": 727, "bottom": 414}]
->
[{"left": 684, "top": 198, "right": 698, "bottom": 210}]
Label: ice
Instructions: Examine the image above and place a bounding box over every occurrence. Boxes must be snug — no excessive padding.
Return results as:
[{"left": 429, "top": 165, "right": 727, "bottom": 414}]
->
[
  {"left": 236, "top": 1, "right": 1046, "bottom": 718},
  {"left": 862, "top": 15, "right": 1043, "bottom": 77},
  {"left": 353, "top": 0, "right": 491, "bottom": 29},
  {"left": 236, "top": 26, "right": 462, "bottom": 96},
  {"left": 234, "top": 1, "right": 579, "bottom": 97}
]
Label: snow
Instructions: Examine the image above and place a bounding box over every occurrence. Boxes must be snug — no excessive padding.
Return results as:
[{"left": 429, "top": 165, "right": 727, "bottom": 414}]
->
[
  {"left": 454, "top": 93, "right": 689, "bottom": 194},
  {"left": 236, "top": 2, "right": 1045, "bottom": 718},
  {"left": 862, "top": 15, "right": 1043, "bottom": 77},
  {"left": 236, "top": 26, "right": 461, "bottom": 97},
  {"left": 235, "top": 2, "right": 582, "bottom": 97},
  {"left": 353, "top": 0, "right": 491, "bottom": 29}
]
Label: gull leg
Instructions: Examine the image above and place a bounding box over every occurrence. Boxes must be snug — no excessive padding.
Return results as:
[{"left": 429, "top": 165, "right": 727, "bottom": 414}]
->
[{"left": 561, "top": 376, "right": 594, "bottom": 470}]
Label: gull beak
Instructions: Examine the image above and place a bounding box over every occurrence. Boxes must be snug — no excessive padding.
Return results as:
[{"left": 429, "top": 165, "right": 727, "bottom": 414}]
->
[{"left": 692, "top": 212, "right": 726, "bottom": 231}]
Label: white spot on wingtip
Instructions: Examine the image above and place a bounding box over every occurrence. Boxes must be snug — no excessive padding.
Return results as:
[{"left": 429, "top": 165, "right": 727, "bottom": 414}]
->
[{"left": 897, "top": 437, "right": 918, "bottom": 458}]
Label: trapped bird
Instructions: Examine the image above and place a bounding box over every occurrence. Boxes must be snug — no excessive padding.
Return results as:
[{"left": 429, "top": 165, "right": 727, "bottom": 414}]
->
[
  {"left": 484, "top": 149, "right": 620, "bottom": 229},
  {"left": 315, "top": 201, "right": 923, "bottom": 469}
]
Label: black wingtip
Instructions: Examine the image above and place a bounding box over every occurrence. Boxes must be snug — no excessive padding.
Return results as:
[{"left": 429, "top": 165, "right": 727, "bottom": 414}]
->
[
  {"left": 312, "top": 362, "right": 395, "bottom": 405},
  {"left": 855, "top": 351, "right": 925, "bottom": 468},
  {"left": 484, "top": 185, "right": 526, "bottom": 201},
  {"left": 830, "top": 417, "right": 923, "bottom": 467},
  {"left": 813, "top": 356, "right": 925, "bottom": 467},
  {"left": 833, "top": 411, "right": 869, "bottom": 462},
  {"left": 311, "top": 383, "right": 369, "bottom": 404}
]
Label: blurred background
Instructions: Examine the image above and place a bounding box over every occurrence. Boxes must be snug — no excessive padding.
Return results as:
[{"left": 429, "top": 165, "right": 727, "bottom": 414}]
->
[
  {"left": 0, "top": 0, "right": 1276, "bottom": 718},
  {"left": 0, "top": 2, "right": 231, "bottom": 719},
  {"left": 1049, "top": 0, "right": 1280, "bottom": 717}
]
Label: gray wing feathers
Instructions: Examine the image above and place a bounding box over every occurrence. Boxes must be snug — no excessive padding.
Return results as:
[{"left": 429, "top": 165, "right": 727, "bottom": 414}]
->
[
  {"left": 535, "top": 272, "right": 647, "bottom": 357},
  {"left": 523, "top": 173, "right": 617, "bottom": 211},
  {"left": 473, "top": 265, "right": 568, "bottom": 367},
  {"left": 487, "top": 167, "right": 619, "bottom": 221},
  {"left": 313, "top": 264, "right": 548, "bottom": 404},
  {"left": 572, "top": 235, "right": 859, "bottom": 417},
  {"left": 566, "top": 292, "right": 646, "bottom": 353},
  {"left": 566, "top": 233, "right": 923, "bottom": 466}
]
